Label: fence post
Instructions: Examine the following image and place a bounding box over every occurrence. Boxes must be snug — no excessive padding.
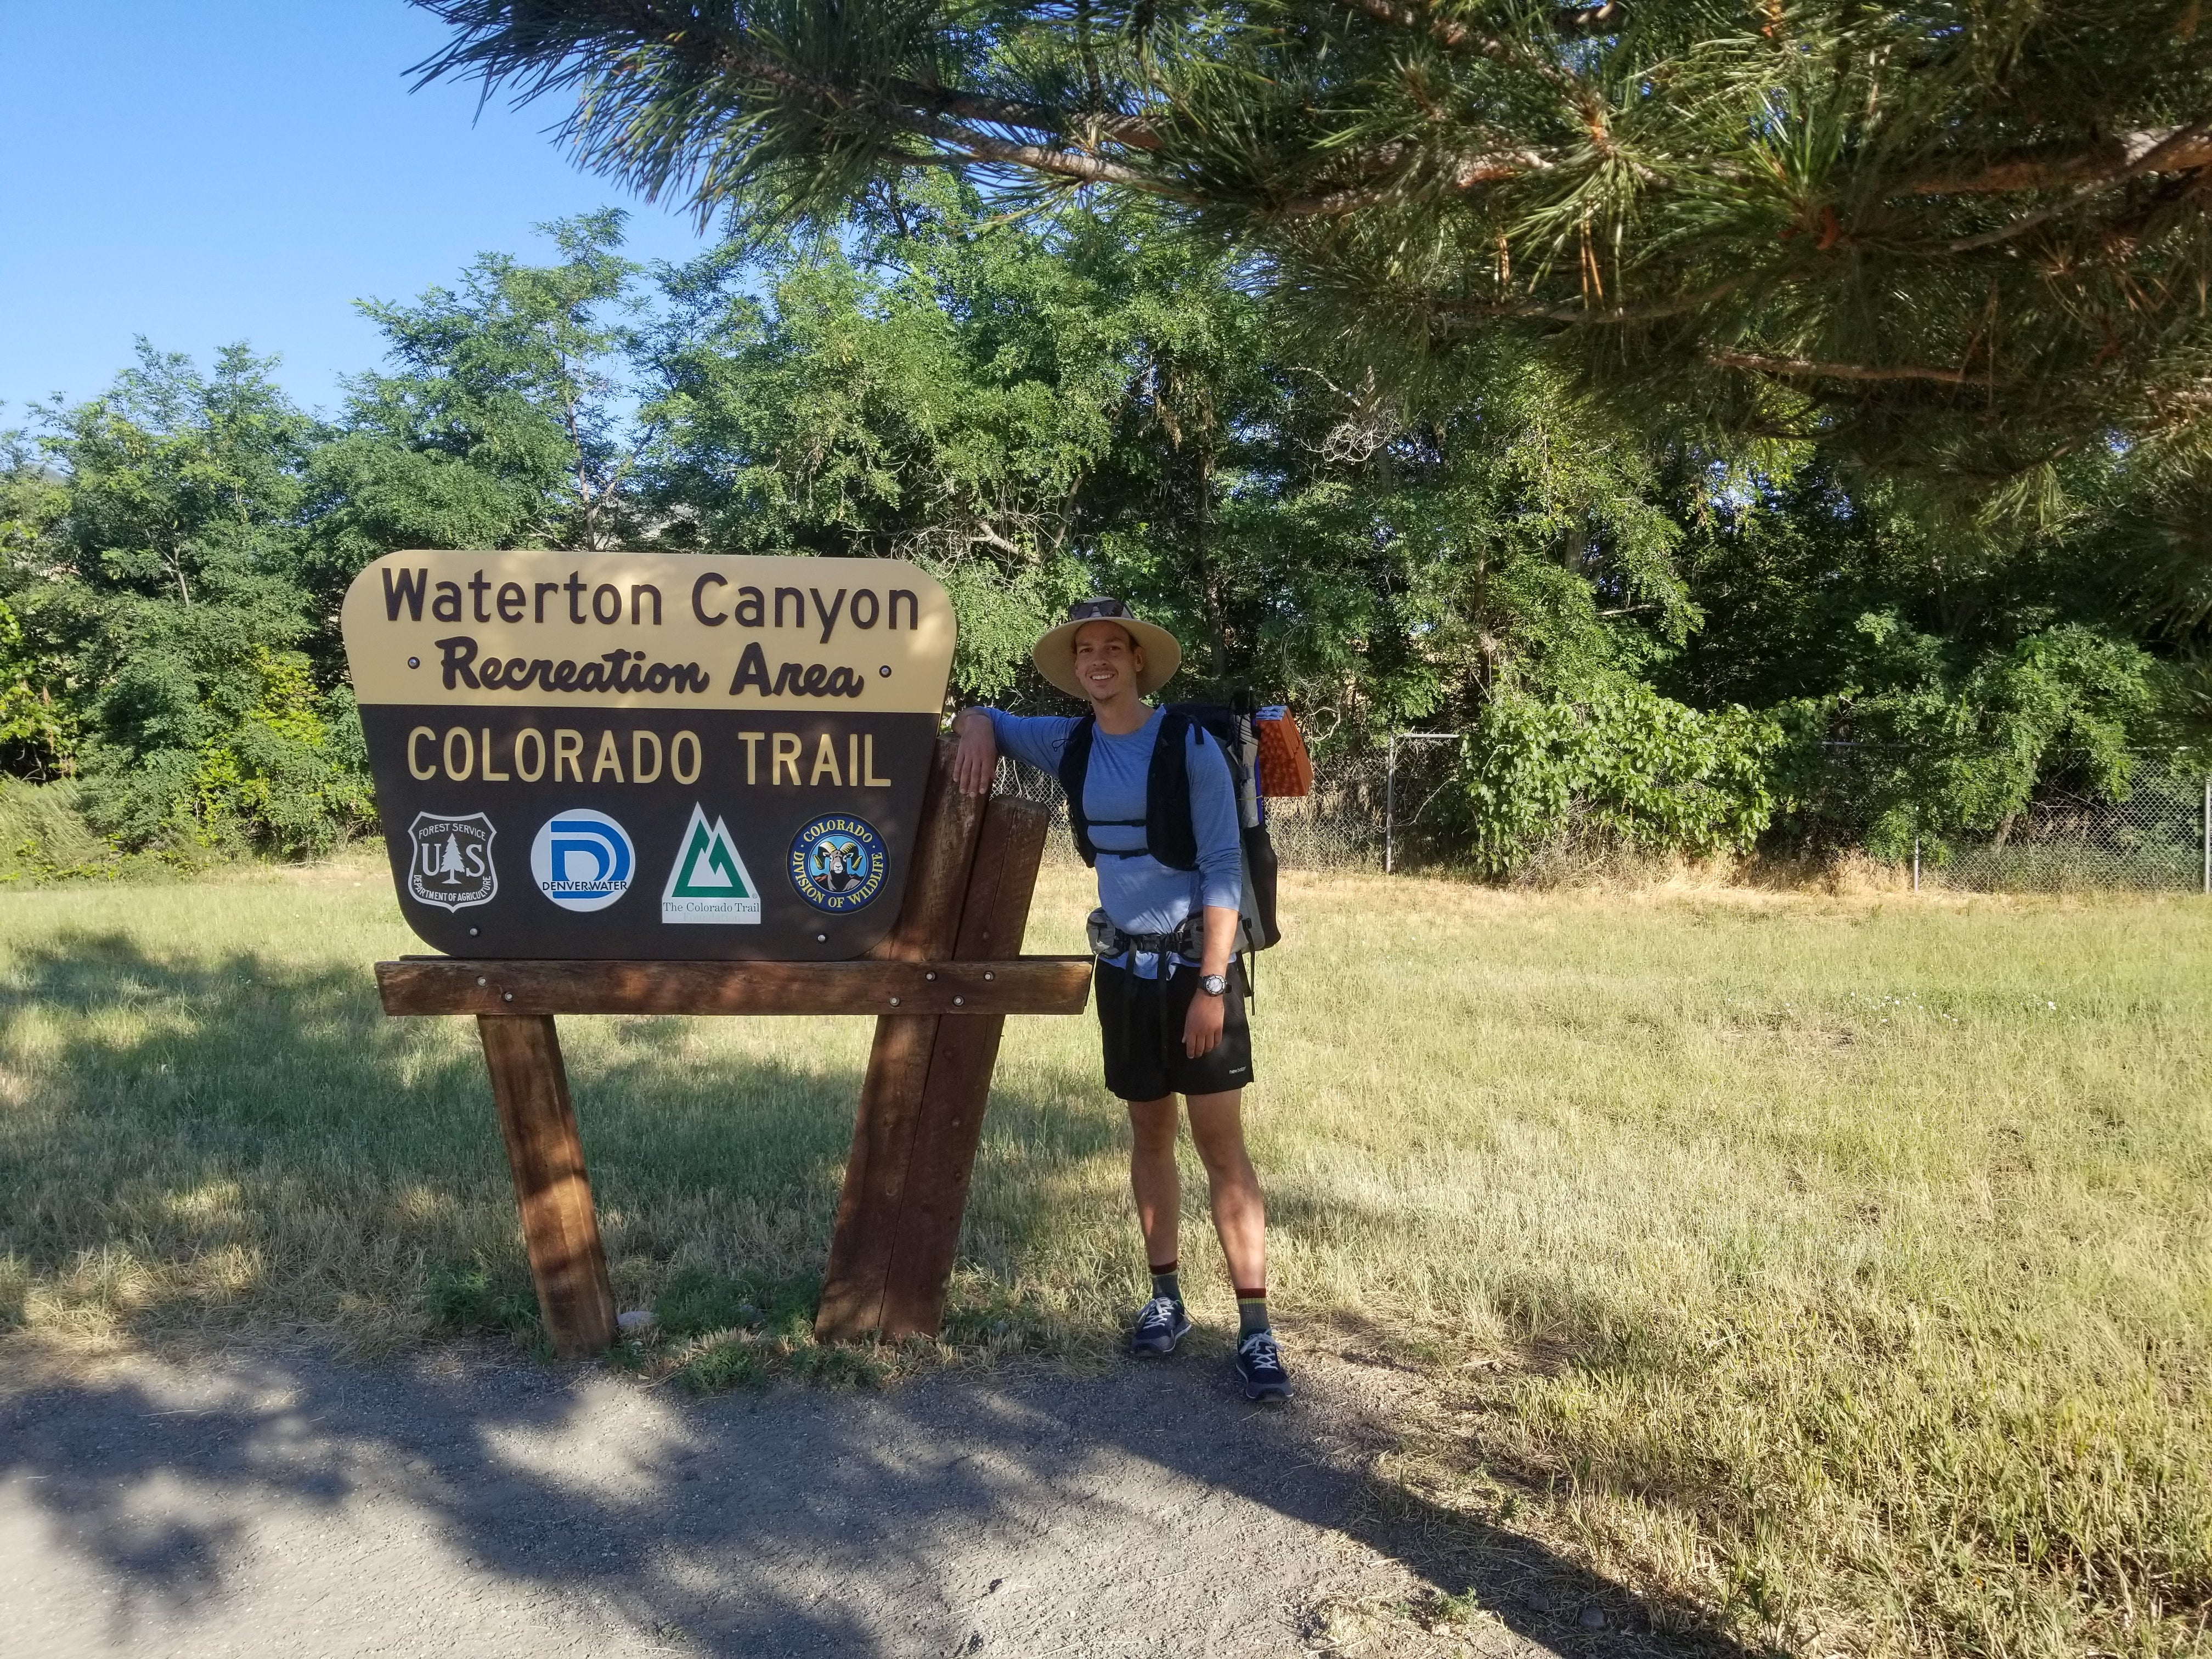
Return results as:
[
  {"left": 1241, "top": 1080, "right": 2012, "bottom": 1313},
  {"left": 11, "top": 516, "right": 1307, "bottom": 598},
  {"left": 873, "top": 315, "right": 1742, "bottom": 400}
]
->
[
  {"left": 1912, "top": 836, "right": 1921, "bottom": 893},
  {"left": 1385, "top": 734, "right": 1398, "bottom": 876}
]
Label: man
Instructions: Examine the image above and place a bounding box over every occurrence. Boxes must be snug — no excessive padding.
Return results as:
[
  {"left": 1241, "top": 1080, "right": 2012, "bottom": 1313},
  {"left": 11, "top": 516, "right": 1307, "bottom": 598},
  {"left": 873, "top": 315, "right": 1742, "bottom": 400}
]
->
[{"left": 951, "top": 597, "right": 1290, "bottom": 1401}]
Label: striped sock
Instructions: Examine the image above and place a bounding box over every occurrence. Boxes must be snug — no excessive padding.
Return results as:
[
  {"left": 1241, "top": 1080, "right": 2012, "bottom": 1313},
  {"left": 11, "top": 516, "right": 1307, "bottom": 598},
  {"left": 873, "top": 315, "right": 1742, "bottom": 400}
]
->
[
  {"left": 1235, "top": 1287, "right": 1269, "bottom": 1339},
  {"left": 1150, "top": 1262, "right": 1181, "bottom": 1305}
]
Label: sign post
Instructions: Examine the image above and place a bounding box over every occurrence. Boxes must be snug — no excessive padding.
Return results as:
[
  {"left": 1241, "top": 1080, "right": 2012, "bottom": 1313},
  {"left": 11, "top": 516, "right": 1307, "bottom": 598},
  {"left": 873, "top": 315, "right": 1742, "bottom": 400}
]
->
[{"left": 343, "top": 552, "right": 1090, "bottom": 1357}]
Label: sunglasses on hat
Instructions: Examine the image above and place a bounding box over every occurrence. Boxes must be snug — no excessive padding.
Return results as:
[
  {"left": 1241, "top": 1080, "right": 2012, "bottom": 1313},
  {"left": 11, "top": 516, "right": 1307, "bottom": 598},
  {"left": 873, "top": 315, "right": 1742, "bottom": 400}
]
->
[{"left": 1066, "top": 596, "right": 1136, "bottom": 622}]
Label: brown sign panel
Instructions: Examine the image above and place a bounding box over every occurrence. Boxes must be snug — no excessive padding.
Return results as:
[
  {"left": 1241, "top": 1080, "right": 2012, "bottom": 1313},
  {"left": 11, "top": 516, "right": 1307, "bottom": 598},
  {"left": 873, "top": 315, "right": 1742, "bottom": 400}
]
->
[{"left": 340, "top": 552, "right": 956, "bottom": 960}]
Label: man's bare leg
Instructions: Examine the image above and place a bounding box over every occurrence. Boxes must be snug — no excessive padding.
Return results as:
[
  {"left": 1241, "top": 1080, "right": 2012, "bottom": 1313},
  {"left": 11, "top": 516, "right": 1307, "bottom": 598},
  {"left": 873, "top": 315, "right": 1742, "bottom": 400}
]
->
[
  {"left": 1127, "top": 1093, "right": 1183, "bottom": 1270},
  {"left": 1184, "top": 1088, "right": 1266, "bottom": 1293}
]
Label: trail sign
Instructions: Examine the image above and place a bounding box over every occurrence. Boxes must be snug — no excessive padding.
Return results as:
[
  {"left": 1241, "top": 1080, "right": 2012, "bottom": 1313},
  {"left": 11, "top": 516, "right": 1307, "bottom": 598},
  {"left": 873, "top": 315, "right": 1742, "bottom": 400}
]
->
[{"left": 341, "top": 552, "right": 956, "bottom": 960}]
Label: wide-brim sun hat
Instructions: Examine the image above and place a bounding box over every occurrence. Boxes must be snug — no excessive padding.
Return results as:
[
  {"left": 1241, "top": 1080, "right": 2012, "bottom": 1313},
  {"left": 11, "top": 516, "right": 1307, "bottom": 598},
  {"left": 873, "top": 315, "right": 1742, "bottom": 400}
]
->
[{"left": 1032, "top": 596, "right": 1182, "bottom": 699}]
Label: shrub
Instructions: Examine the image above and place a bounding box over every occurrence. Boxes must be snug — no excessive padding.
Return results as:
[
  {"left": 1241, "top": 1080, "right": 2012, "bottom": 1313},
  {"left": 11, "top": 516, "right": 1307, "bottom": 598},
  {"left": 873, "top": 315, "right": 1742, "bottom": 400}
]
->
[
  {"left": 78, "top": 645, "right": 374, "bottom": 859},
  {"left": 1459, "top": 682, "right": 1781, "bottom": 876}
]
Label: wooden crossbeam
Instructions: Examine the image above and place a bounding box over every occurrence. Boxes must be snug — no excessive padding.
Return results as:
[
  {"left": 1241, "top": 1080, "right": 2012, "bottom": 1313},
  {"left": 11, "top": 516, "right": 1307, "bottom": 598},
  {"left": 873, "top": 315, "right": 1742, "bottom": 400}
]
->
[{"left": 375, "top": 956, "right": 1091, "bottom": 1018}]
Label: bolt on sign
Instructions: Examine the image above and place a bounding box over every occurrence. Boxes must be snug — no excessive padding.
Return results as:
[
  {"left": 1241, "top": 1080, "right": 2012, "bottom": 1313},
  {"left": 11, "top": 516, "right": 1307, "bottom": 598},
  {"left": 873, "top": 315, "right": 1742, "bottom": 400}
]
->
[{"left": 341, "top": 553, "right": 955, "bottom": 960}]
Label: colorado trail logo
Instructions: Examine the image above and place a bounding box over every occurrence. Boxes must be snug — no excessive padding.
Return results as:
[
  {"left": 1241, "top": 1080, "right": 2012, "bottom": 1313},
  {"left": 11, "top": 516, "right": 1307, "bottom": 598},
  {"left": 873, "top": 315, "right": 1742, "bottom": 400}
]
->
[
  {"left": 407, "top": 812, "right": 496, "bottom": 911},
  {"left": 531, "top": 809, "right": 634, "bottom": 912},
  {"left": 789, "top": 813, "right": 888, "bottom": 913},
  {"left": 662, "top": 805, "right": 762, "bottom": 924}
]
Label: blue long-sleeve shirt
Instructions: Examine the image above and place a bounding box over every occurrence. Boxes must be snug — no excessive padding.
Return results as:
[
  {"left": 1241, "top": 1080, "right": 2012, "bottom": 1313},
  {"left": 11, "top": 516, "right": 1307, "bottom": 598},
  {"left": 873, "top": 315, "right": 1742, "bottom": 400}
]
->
[{"left": 985, "top": 706, "right": 1242, "bottom": 979}]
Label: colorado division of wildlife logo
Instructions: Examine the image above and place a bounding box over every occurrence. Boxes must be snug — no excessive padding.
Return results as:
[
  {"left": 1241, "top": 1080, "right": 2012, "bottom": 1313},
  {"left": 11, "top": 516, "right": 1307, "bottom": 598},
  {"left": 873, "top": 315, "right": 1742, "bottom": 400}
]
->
[
  {"left": 531, "top": 809, "right": 634, "bottom": 912},
  {"left": 408, "top": 811, "right": 498, "bottom": 912},
  {"left": 662, "top": 804, "right": 761, "bottom": 924},
  {"left": 788, "top": 814, "right": 887, "bottom": 913}
]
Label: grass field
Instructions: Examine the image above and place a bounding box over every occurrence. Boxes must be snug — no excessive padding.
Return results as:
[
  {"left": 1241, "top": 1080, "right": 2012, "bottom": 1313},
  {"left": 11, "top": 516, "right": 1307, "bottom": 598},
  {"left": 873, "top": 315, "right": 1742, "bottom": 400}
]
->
[{"left": 2, "top": 860, "right": 2208, "bottom": 1657}]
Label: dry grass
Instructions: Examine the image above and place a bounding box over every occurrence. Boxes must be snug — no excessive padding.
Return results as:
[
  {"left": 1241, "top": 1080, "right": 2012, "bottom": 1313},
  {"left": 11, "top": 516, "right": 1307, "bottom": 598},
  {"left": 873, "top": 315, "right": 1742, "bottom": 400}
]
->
[{"left": 2, "top": 860, "right": 2207, "bottom": 1657}]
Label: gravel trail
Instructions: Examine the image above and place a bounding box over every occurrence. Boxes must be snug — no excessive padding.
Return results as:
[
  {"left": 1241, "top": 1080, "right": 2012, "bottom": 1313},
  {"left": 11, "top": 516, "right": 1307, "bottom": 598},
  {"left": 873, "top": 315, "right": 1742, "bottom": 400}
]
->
[{"left": 4, "top": 1342, "right": 1680, "bottom": 1658}]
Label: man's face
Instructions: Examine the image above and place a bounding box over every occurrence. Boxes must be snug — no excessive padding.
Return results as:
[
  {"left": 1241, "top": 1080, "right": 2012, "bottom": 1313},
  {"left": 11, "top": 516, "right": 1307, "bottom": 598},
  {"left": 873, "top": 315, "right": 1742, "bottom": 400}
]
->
[{"left": 1073, "top": 620, "right": 1144, "bottom": 702}]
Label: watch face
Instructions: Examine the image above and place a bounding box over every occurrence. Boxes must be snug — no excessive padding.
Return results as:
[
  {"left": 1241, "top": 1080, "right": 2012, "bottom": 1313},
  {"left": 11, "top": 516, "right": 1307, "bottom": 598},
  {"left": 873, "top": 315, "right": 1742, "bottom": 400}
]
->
[{"left": 1201, "top": 973, "right": 1228, "bottom": 995}]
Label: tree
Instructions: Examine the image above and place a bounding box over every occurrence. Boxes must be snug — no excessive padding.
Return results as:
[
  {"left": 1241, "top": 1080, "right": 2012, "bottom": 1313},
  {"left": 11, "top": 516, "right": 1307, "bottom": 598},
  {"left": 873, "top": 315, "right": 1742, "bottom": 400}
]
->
[
  {"left": 9, "top": 348, "right": 371, "bottom": 855},
  {"left": 0, "top": 430, "right": 75, "bottom": 777},
  {"left": 634, "top": 185, "right": 1707, "bottom": 716},
  {"left": 641, "top": 193, "right": 1121, "bottom": 693},
  {"left": 411, "top": 0, "right": 2212, "bottom": 487},
  {"left": 308, "top": 209, "right": 662, "bottom": 600}
]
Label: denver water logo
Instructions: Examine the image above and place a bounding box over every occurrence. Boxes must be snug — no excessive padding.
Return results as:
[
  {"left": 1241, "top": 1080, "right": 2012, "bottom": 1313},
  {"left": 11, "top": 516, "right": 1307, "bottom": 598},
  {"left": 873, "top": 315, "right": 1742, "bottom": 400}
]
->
[
  {"left": 662, "top": 805, "right": 761, "bottom": 924},
  {"left": 532, "top": 809, "right": 634, "bottom": 912}
]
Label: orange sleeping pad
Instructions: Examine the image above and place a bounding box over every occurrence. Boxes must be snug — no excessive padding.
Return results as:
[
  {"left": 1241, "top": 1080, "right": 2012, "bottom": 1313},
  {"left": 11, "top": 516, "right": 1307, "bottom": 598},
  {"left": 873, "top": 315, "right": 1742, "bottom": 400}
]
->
[{"left": 1252, "top": 707, "right": 1313, "bottom": 798}]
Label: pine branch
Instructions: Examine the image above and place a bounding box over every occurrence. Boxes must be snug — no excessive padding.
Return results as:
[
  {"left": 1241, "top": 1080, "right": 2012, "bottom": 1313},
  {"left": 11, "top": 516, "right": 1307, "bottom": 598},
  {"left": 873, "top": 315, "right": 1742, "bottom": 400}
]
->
[
  {"left": 1273, "top": 148, "right": 1556, "bottom": 216},
  {"left": 1329, "top": 0, "right": 1622, "bottom": 50},
  {"left": 1708, "top": 352, "right": 1978, "bottom": 386},
  {"left": 1433, "top": 277, "right": 1747, "bottom": 323},
  {"left": 1907, "top": 127, "right": 2212, "bottom": 197},
  {"left": 1327, "top": 0, "right": 1518, "bottom": 59},
  {"left": 411, "top": 0, "right": 2212, "bottom": 477},
  {"left": 1940, "top": 121, "right": 2212, "bottom": 253},
  {"left": 901, "top": 115, "right": 1176, "bottom": 190}
]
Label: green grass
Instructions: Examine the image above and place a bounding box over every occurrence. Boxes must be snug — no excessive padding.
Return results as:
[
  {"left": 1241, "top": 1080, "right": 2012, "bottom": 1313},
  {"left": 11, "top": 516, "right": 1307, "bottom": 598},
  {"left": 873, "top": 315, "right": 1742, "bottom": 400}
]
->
[{"left": 1, "top": 860, "right": 2207, "bottom": 1657}]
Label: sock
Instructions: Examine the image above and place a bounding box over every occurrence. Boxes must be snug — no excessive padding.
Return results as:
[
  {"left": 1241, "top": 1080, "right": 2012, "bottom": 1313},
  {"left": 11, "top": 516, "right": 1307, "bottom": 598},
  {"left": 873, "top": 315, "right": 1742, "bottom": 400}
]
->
[
  {"left": 1235, "top": 1287, "right": 1269, "bottom": 1339},
  {"left": 1149, "top": 1262, "right": 1181, "bottom": 1305}
]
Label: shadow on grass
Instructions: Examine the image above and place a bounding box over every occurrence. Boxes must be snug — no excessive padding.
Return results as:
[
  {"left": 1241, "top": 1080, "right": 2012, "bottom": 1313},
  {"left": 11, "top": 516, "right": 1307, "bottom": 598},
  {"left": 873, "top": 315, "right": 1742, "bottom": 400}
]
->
[{"left": 0, "top": 930, "right": 1770, "bottom": 1658}]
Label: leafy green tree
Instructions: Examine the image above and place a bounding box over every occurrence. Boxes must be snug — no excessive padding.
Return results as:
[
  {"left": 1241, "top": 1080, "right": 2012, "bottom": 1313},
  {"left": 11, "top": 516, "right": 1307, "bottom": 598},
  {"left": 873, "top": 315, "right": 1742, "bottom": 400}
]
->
[
  {"left": 642, "top": 197, "right": 1124, "bottom": 695},
  {"left": 307, "top": 210, "right": 663, "bottom": 625},
  {"left": 0, "top": 431, "right": 75, "bottom": 777},
  {"left": 14, "top": 348, "right": 370, "bottom": 855},
  {"left": 1654, "top": 458, "right": 2179, "bottom": 852},
  {"left": 634, "top": 187, "right": 1709, "bottom": 718}
]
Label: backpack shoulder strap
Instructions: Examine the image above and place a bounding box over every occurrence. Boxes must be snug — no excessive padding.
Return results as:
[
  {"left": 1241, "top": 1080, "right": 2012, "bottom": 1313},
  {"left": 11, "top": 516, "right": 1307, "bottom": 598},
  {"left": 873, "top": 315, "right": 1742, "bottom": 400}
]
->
[
  {"left": 1056, "top": 713, "right": 1101, "bottom": 867},
  {"left": 1144, "top": 707, "right": 1200, "bottom": 871}
]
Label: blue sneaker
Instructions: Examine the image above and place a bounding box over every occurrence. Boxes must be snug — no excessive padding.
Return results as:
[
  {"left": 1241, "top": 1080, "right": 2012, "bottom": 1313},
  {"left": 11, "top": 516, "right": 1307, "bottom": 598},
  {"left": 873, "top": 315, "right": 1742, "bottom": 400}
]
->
[
  {"left": 1234, "top": 1329, "right": 1292, "bottom": 1401},
  {"left": 1130, "top": 1295, "right": 1192, "bottom": 1356}
]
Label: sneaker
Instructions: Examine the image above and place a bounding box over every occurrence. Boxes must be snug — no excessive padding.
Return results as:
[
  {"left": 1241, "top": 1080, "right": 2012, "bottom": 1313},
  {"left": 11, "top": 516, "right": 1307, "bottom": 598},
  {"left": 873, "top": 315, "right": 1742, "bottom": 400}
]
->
[
  {"left": 1234, "top": 1329, "right": 1292, "bottom": 1401},
  {"left": 1130, "top": 1295, "right": 1191, "bottom": 1356}
]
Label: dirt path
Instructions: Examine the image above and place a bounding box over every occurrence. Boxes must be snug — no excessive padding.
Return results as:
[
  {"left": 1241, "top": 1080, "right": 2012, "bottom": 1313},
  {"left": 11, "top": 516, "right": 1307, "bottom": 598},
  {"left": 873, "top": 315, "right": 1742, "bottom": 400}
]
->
[{"left": 4, "top": 1343, "right": 1674, "bottom": 1658}]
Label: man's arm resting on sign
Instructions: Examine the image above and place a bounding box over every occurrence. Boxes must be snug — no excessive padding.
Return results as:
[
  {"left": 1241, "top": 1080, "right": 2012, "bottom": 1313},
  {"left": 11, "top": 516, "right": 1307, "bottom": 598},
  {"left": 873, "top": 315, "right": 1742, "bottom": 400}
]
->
[
  {"left": 1182, "top": 902, "right": 1240, "bottom": 1058},
  {"left": 954, "top": 707, "right": 1078, "bottom": 795},
  {"left": 951, "top": 708, "right": 997, "bottom": 797}
]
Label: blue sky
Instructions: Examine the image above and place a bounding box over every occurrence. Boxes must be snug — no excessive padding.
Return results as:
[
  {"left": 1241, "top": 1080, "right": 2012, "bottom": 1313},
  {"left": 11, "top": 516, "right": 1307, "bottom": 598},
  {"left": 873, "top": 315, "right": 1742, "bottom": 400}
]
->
[{"left": 0, "top": 1, "right": 720, "bottom": 420}]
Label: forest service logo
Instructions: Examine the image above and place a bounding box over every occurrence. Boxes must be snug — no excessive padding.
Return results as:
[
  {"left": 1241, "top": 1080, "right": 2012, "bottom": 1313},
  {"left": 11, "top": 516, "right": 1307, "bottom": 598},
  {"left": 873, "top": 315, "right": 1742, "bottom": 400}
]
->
[
  {"left": 788, "top": 814, "right": 888, "bottom": 913},
  {"left": 662, "top": 805, "right": 763, "bottom": 923},
  {"left": 531, "top": 809, "right": 635, "bottom": 912},
  {"left": 408, "top": 812, "right": 498, "bottom": 911}
]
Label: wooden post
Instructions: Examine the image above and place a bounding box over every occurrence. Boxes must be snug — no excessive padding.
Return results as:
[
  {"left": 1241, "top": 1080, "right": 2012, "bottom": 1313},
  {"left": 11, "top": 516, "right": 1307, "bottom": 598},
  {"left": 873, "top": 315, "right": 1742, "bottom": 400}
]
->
[
  {"left": 872, "top": 796, "right": 1050, "bottom": 1335},
  {"left": 476, "top": 1013, "right": 618, "bottom": 1359},
  {"left": 815, "top": 742, "right": 989, "bottom": 1339}
]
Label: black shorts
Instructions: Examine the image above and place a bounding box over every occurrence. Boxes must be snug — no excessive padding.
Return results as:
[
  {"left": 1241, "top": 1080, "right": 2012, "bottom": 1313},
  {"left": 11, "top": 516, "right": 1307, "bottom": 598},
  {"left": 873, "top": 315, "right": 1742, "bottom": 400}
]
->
[{"left": 1094, "top": 959, "right": 1255, "bottom": 1101}]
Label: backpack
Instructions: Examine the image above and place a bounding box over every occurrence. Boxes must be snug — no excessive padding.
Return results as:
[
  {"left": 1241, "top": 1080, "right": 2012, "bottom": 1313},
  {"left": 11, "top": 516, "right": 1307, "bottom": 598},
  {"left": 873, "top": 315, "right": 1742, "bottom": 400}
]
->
[{"left": 1056, "top": 701, "right": 1283, "bottom": 952}]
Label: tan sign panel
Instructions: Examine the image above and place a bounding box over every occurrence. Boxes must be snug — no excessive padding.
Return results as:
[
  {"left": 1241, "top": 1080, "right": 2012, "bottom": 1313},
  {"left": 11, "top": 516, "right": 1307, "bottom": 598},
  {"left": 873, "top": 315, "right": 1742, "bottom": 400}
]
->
[
  {"left": 340, "top": 552, "right": 956, "bottom": 961},
  {"left": 341, "top": 550, "right": 953, "bottom": 711}
]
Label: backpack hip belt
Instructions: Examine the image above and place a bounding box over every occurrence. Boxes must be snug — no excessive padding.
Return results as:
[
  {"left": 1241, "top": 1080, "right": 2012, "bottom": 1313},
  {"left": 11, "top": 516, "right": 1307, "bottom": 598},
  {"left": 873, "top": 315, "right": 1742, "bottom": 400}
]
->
[{"left": 1086, "top": 907, "right": 1205, "bottom": 963}]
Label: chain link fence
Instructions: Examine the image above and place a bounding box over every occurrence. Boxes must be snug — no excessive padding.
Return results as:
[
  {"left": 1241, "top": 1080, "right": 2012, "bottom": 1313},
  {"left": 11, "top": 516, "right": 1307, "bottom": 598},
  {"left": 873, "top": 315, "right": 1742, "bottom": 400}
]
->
[
  {"left": 1906, "top": 754, "right": 2210, "bottom": 894},
  {"left": 998, "top": 738, "right": 2212, "bottom": 892}
]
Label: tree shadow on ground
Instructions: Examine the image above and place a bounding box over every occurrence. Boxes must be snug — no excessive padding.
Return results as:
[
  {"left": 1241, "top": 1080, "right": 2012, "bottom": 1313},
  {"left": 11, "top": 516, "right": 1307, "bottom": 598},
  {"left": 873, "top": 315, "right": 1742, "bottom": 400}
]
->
[{"left": 1, "top": 933, "right": 1771, "bottom": 1658}]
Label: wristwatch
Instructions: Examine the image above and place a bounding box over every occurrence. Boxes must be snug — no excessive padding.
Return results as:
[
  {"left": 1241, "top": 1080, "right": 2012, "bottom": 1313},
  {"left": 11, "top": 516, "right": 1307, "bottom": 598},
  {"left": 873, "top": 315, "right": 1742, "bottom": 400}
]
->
[{"left": 1198, "top": 973, "right": 1229, "bottom": 997}]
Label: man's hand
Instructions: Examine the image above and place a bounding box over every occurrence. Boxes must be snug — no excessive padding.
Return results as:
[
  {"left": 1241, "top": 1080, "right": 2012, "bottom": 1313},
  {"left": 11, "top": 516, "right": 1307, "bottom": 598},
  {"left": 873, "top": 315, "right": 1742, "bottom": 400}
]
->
[
  {"left": 951, "top": 708, "right": 997, "bottom": 796},
  {"left": 1183, "top": 985, "right": 1226, "bottom": 1058},
  {"left": 1183, "top": 902, "right": 1240, "bottom": 1058}
]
